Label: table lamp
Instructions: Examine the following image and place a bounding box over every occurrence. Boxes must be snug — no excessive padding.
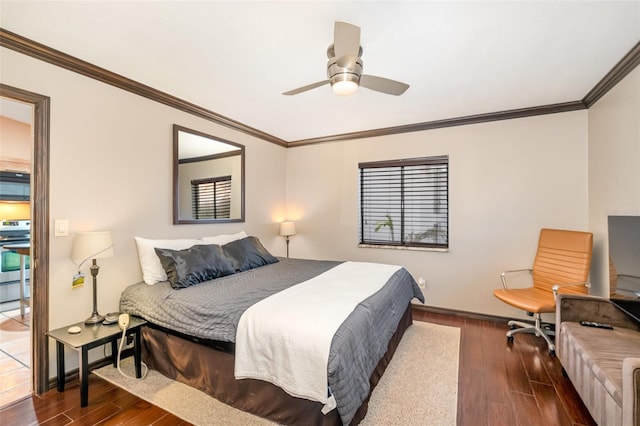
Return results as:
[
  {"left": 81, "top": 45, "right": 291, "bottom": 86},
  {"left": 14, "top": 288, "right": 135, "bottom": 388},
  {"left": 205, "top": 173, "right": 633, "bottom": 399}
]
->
[
  {"left": 71, "top": 231, "right": 114, "bottom": 324},
  {"left": 279, "top": 221, "right": 296, "bottom": 258}
]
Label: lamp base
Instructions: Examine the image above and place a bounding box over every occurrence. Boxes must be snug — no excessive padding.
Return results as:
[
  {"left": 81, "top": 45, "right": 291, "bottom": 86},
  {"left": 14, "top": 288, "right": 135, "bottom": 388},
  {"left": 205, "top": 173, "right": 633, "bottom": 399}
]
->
[
  {"left": 84, "top": 312, "right": 105, "bottom": 325},
  {"left": 85, "top": 259, "right": 104, "bottom": 325},
  {"left": 286, "top": 236, "right": 290, "bottom": 258}
]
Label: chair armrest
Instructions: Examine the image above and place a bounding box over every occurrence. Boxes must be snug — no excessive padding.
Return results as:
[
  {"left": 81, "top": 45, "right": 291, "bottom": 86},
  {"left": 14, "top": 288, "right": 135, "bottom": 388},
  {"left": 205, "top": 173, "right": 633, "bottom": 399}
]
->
[
  {"left": 622, "top": 357, "right": 640, "bottom": 426},
  {"left": 500, "top": 269, "right": 532, "bottom": 289},
  {"left": 555, "top": 294, "right": 640, "bottom": 331},
  {"left": 551, "top": 281, "right": 591, "bottom": 298}
]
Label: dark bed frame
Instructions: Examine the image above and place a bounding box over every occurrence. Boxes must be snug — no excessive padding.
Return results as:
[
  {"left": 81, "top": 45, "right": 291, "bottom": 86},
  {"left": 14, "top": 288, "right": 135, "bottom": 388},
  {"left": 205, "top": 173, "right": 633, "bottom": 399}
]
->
[{"left": 140, "top": 303, "right": 414, "bottom": 425}]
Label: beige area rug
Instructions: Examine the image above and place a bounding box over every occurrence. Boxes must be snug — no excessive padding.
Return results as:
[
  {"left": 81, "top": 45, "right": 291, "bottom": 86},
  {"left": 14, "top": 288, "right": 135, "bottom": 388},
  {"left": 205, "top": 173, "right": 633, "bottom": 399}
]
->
[{"left": 94, "top": 321, "right": 460, "bottom": 425}]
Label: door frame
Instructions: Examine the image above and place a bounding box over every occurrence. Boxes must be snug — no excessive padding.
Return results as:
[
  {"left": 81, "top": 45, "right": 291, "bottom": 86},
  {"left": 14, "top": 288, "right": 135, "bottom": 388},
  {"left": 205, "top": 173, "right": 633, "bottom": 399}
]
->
[{"left": 1, "top": 83, "right": 50, "bottom": 395}]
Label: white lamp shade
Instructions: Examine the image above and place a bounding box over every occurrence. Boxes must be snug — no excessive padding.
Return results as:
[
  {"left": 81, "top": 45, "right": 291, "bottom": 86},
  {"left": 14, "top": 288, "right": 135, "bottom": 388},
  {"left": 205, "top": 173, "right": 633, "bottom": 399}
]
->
[
  {"left": 71, "top": 231, "right": 115, "bottom": 262},
  {"left": 279, "top": 221, "right": 297, "bottom": 237}
]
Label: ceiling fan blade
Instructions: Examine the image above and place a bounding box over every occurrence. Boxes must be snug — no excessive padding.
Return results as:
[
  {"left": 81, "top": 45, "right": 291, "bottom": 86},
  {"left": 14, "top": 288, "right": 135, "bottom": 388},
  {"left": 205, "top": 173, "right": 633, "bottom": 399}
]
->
[
  {"left": 336, "top": 55, "right": 360, "bottom": 71},
  {"left": 334, "top": 21, "right": 360, "bottom": 58},
  {"left": 359, "top": 75, "right": 410, "bottom": 96},
  {"left": 282, "top": 80, "right": 330, "bottom": 96}
]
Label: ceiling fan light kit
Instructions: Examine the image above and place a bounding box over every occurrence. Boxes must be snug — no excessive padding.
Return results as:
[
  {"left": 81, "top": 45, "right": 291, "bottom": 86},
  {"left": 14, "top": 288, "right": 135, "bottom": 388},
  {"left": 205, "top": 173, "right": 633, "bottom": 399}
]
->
[
  {"left": 329, "top": 56, "right": 362, "bottom": 96},
  {"left": 332, "top": 79, "right": 359, "bottom": 96},
  {"left": 283, "top": 21, "right": 410, "bottom": 97}
]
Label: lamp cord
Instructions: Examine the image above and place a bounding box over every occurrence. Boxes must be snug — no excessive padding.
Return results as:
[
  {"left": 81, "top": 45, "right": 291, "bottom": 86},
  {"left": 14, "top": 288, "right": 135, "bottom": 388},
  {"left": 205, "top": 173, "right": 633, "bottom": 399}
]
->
[
  {"left": 116, "top": 326, "right": 148, "bottom": 380},
  {"left": 74, "top": 243, "right": 114, "bottom": 272}
]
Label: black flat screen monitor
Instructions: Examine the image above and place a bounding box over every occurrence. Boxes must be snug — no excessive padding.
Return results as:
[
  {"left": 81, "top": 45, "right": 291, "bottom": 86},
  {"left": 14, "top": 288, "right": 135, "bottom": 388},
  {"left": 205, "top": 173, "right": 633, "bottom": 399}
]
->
[
  {"left": 610, "top": 298, "right": 640, "bottom": 323},
  {"left": 608, "top": 215, "right": 640, "bottom": 298}
]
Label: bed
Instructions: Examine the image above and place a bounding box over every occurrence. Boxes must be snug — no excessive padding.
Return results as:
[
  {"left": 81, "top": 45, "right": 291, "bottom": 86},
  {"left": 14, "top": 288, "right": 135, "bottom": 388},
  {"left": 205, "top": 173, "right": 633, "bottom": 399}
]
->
[{"left": 119, "top": 236, "right": 424, "bottom": 425}]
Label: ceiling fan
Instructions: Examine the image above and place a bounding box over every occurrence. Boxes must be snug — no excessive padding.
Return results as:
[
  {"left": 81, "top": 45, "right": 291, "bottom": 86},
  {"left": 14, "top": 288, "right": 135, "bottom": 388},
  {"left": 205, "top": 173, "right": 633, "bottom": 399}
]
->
[{"left": 283, "top": 21, "right": 410, "bottom": 97}]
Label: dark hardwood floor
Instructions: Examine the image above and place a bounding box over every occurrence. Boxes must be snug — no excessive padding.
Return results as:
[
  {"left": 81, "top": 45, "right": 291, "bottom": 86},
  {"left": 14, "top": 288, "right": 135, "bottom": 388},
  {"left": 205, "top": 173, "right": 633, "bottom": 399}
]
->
[
  {"left": 412, "top": 309, "right": 595, "bottom": 426},
  {"left": 0, "top": 309, "right": 595, "bottom": 425}
]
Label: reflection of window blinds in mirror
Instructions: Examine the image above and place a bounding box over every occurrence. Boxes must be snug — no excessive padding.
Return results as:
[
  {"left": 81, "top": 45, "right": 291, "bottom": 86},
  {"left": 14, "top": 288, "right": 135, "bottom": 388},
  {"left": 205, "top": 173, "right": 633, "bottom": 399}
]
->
[
  {"left": 608, "top": 216, "right": 640, "bottom": 297},
  {"left": 191, "top": 176, "right": 232, "bottom": 219},
  {"left": 174, "top": 124, "right": 245, "bottom": 224}
]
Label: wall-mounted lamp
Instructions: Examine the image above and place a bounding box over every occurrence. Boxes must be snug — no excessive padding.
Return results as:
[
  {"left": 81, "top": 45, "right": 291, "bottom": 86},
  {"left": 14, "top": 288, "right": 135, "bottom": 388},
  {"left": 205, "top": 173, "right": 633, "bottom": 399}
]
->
[
  {"left": 71, "top": 231, "right": 114, "bottom": 324},
  {"left": 279, "top": 221, "right": 296, "bottom": 258}
]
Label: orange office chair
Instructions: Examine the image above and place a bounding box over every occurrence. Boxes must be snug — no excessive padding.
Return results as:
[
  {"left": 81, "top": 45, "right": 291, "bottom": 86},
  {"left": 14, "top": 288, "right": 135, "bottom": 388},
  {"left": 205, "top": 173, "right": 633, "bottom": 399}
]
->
[{"left": 493, "top": 228, "right": 593, "bottom": 354}]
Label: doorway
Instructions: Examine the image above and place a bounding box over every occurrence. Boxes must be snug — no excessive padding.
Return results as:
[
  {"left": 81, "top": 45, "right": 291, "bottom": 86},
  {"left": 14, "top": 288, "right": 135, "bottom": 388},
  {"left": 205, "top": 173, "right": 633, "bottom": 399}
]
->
[
  {"left": 0, "top": 97, "right": 32, "bottom": 406},
  {"left": 0, "top": 84, "right": 50, "bottom": 404}
]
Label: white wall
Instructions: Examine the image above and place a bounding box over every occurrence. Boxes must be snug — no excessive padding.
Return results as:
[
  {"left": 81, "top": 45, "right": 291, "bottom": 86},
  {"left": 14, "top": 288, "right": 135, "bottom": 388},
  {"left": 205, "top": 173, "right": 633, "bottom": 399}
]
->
[
  {"left": 588, "top": 66, "right": 640, "bottom": 296},
  {"left": 1, "top": 47, "right": 288, "bottom": 372},
  {"left": 285, "top": 111, "right": 590, "bottom": 318}
]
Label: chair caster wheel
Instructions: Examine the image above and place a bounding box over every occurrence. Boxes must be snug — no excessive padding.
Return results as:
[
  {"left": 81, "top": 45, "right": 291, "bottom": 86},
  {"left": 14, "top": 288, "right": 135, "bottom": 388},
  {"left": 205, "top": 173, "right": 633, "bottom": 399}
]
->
[
  {"left": 507, "top": 335, "right": 514, "bottom": 343},
  {"left": 549, "top": 348, "right": 556, "bottom": 356},
  {"left": 509, "top": 324, "right": 516, "bottom": 330}
]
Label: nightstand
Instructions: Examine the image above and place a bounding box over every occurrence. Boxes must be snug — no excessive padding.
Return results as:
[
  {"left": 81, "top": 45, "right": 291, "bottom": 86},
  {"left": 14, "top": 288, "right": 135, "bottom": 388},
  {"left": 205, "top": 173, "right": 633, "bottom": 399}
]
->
[{"left": 47, "top": 316, "right": 146, "bottom": 407}]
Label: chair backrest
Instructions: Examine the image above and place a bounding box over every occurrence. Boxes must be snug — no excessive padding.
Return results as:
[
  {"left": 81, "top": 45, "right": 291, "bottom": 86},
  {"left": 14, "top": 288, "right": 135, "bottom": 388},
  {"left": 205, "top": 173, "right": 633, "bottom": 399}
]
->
[{"left": 532, "top": 228, "right": 593, "bottom": 295}]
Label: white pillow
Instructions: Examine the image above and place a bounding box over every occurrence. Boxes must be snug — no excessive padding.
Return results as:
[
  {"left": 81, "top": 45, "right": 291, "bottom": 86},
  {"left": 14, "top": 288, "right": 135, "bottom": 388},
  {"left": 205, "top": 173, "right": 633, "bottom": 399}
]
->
[
  {"left": 201, "top": 230, "right": 247, "bottom": 245},
  {"left": 134, "top": 237, "right": 202, "bottom": 285}
]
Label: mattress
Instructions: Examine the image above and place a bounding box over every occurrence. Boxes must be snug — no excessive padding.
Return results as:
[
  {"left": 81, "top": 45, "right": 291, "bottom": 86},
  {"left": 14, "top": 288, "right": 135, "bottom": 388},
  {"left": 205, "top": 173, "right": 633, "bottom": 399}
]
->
[
  {"left": 120, "top": 257, "right": 424, "bottom": 424},
  {"left": 120, "top": 257, "right": 340, "bottom": 342}
]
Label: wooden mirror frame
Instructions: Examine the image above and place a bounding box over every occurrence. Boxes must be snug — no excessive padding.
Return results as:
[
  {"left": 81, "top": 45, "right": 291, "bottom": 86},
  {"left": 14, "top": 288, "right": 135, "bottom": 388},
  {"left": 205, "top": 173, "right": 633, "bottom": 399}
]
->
[{"left": 173, "top": 124, "right": 245, "bottom": 224}]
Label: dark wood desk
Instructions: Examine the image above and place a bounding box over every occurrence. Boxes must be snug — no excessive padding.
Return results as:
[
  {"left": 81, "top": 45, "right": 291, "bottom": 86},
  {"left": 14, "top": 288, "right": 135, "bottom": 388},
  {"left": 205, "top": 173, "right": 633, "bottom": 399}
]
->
[{"left": 47, "top": 317, "right": 146, "bottom": 407}]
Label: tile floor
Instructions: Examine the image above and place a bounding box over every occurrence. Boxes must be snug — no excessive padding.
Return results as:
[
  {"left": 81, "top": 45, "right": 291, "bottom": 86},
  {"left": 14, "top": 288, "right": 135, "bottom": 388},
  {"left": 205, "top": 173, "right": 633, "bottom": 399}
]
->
[{"left": 0, "top": 307, "right": 31, "bottom": 408}]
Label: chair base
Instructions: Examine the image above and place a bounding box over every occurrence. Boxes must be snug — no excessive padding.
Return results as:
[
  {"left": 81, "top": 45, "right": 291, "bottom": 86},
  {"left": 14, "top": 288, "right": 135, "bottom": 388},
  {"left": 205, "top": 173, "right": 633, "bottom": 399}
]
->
[{"left": 506, "top": 314, "right": 556, "bottom": 355}]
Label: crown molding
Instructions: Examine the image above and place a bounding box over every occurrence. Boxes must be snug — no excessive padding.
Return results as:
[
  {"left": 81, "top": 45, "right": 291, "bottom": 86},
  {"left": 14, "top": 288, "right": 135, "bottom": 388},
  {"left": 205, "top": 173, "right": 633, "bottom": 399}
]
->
[
  {"left": 582, "top": 40, "right": 640, "bottom": 108},
  {"left": 288, "top": 101, "right": 587, "bottom": 147},
  {"left": 0, "top": 28, "right": 288, "bottom": 148},
  {"left": 1, "top": 27, "right": 638, "bottom": 148}
]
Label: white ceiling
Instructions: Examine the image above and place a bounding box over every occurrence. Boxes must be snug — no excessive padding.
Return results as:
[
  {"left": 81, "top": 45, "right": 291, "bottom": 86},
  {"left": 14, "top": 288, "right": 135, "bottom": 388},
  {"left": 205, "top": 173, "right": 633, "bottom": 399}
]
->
[
  {"left": 178, "top": 129, "right": 240, "bottom": 160},
  {"left": 0, "top": 97, "right": 32, "bottom": 124},
  {"left": 1, "top": 1, "right": 639, "bottom": 142}
]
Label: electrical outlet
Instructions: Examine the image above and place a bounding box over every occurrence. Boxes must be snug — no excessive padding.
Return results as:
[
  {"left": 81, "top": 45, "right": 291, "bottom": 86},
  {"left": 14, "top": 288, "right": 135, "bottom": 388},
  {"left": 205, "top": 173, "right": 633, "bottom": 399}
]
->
[{"left": 418, "top": 277, "right": 426, "bottom": 290}]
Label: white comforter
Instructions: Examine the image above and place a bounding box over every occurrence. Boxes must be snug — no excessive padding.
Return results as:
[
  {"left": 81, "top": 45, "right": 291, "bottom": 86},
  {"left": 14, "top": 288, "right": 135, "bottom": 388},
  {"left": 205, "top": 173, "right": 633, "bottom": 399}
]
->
[{"left": 234, "top": 261, "right": 402, "bottom": 406}]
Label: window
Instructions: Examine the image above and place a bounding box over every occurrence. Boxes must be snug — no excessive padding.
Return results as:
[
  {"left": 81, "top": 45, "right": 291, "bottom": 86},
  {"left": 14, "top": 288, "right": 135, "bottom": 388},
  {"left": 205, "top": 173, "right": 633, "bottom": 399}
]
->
[
  {"left": 359, "top": 156, "right": 448, "bottom": 249},
  {"left": 191, "top": 176, "right": 232, "bottom": 219}
]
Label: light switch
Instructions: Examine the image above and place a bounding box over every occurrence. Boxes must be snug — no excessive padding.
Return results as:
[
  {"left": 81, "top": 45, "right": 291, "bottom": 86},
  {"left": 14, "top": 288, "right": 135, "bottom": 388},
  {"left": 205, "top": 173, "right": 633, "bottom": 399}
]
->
[{"left": 54, "top": 219, "right": 69, "bottom": 237}]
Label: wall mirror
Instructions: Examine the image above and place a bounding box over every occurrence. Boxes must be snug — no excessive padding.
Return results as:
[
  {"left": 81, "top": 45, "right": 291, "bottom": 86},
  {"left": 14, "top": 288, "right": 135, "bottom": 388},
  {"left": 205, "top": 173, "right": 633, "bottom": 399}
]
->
[{"left": 173, "top": 124, "right": 245, "bottom": 224}]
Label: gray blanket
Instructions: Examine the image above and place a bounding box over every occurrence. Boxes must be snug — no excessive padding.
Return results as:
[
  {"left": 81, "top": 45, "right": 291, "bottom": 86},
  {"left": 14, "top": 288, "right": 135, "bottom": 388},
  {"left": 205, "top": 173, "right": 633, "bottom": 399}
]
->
[{"left": 119, "top": 257, "right": 424, "bottom": 425}]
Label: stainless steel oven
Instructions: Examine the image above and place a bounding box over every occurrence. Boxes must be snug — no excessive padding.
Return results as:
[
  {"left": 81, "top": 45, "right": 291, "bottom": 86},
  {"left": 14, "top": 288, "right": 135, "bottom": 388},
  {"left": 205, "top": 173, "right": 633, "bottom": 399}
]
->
[{"left": 0, "top": 220, "right": 31, "bottom": 305}]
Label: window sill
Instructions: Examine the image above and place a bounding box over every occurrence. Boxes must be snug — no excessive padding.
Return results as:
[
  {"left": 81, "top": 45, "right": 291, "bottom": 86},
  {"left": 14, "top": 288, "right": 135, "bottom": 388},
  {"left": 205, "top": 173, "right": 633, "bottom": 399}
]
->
[{"left": 358, "top": 244, "right": 449, "bottom": 253}]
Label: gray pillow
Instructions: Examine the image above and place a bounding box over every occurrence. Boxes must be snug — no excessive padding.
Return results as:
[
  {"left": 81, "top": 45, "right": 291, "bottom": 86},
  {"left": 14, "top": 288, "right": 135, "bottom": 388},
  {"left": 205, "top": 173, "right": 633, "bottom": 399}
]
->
[
  {"left": 154, "top": 244, "right": 236, "bottom": 289},
  {"left": 223, "top": 236, "right": 279, "bottom": 272}
]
